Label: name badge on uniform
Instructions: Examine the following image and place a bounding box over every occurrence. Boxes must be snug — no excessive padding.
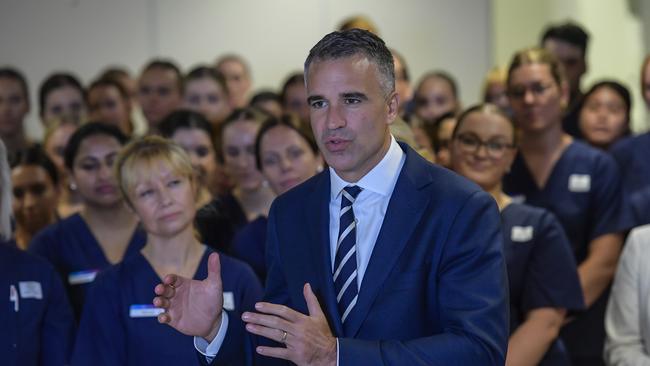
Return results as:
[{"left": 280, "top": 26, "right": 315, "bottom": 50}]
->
[
  {"left": 129, "top": 304, "right": 164, "bottom": 318},
  {"left": 568, "top": 174, "right": 591, "bottom": 192},
  {"left": 68, "top": 270, "right": 99, "bottom": 285},
  {"left": 510, "top": 195, "right": 526, "bottom": 204},
  {"left": 511, "top": 226, "right": 534, "bottom": 242},
  {"left": 19, "top": 281, "right": 43, "bottom": 299},
  {"left": 223, "top": 292, "right": 235, "bottom": 311}
]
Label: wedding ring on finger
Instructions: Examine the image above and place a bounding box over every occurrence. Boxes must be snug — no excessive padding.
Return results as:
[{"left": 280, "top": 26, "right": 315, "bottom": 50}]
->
[{"left": 280, "top": 330, "right": 288, "bottom": 343}]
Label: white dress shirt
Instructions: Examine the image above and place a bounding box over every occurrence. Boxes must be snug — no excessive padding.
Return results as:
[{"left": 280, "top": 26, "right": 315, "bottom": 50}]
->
[
  {"left": 604, "top": 224, "right": 650, "bottom": 365},
  {"left": 196, "top": 136, "right": 405, "bottom": 360},
  {"left": 328, "top": 135, "right": 405, "bottom": 287}
]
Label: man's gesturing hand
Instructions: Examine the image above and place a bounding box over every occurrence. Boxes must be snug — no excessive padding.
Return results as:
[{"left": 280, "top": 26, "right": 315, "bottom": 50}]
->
[
  {"left": 153, "top": 252, "right": 224, "bottom": 342},
  {"left": 242, "top": 283, "right": 337, "bottom": 366}
]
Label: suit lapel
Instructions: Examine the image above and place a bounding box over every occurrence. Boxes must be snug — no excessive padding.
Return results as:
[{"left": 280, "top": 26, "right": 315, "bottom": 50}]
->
[
  {"left": 306, "top": 172, "right": 345, "bottom": 336},
  {"left": 343, "top": 145, "right": 432, "bottom": 337}
]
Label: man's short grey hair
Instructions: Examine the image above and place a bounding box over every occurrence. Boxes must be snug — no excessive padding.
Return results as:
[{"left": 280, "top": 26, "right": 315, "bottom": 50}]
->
[{"left": 304, "top": 29, "right": 395, "bottom": 96}]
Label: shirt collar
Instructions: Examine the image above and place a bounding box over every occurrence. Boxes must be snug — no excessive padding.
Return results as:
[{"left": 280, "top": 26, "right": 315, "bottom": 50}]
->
[{"left": 330, "top": 135, "right": 404, "bottom": 199}]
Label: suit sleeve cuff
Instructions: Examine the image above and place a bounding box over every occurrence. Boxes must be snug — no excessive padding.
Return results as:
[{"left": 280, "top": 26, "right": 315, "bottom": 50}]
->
[{"left": 194, "top": 310, "right": 229, "bottom": 361}]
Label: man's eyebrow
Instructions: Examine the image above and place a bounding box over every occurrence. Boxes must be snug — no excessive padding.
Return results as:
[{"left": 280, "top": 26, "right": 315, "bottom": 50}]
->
[
  {"left": 341, "top": 92, "right": 368, "bottom": 100},
  {"left": 307, "top": 95, "right": 324, "bottom": 104}
]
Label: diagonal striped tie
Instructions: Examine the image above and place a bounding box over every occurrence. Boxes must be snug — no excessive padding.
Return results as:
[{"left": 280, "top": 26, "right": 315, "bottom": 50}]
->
[{"left": 333, "top": 185, "right": 362, "bottom": 324}]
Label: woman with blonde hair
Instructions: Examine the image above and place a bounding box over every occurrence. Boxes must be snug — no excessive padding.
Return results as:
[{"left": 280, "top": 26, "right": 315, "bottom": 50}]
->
[{"left": 72, "top": 136, "right": 262, "bottom": 365}]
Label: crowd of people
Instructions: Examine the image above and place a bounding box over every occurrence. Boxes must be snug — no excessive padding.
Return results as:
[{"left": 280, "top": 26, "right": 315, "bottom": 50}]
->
[{"left": 2, "top": 16, "right": 650, "bottom": 366}]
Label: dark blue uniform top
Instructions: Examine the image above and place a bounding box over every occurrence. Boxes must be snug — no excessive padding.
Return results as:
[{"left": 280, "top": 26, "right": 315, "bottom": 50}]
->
[
  {"left": 503, "top": 141, "right": 628, "bottom": 364},
  {"left": 502, "top": 203, "right": 584, "bottom": 365},
  {"left": 231, "top": 216, "right": 268, "bottom": 284},
  {"left": 611, "top": 132, "right": 650, "bottom": 227},
  {"left": 71, "top": 247, "right": 263, "bottom": 366},
  {"left": 0, "top": 240, "right": 75, "bottom": 366},
  {"left": 28, "top": 213, "right": 146, "bottom": 321}
]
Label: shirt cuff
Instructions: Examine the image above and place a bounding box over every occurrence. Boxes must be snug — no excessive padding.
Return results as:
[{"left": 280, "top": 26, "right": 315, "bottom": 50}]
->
[
  {"left": 336, "top": 338, "right": 340, "bottom": 366},
  {"left": 194, "top": 310, "right": 229, "bottom": 361}
]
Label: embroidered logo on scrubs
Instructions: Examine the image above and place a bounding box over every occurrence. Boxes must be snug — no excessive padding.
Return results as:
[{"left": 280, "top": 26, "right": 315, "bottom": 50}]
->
[
  {"left": 568, "top": 174, "right": 591, "bottom": 192},
  {"left": 223, "top": 292, "right": 235, "bottom": 311},
  {"left": 129, "top": 304, "right": 164, "bottom": 318},
  {"left": 510, "top": 195, "right": 526, "bottom": 204},
  {"left": 68, "top": 270, "right": 99, "bottom": 285},
  {"left": 18, "top": 281, "right": 43, "bottom": 299},
  {"left": 511, "top": 226, "right": 534, "bottom": 242}
]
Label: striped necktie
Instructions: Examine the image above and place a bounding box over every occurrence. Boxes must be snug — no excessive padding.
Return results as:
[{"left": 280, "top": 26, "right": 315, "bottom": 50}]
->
[{"left": 333, "top": 185, "right": 362, "bottom": 324}]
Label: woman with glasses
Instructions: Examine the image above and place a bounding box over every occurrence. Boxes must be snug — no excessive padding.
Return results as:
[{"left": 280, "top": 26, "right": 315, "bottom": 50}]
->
[
  {"left": 451, "top": 103, "right": 584, "bottom": 365},
  {"left": 503, "top": 48, "right": 629, "bottom": 366}
]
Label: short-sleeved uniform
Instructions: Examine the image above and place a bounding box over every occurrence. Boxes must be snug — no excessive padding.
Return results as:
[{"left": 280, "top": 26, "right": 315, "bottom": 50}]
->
[
  {"left": 28, "top": 213, "right": 146, "bottom": 320},
  {"left": 71, "top": 248, "right": 263, "bottom": 366},
  {"left": 502, "top": 203, "right": 584, "bottom": 365},
  {"left": 0, "top": 241, "right": 75, "bottom": 366},
  {"left": 503, "top": 141, "right": 629, "bottom": 365},
  {"left": 611, "top": 132, "right": 650, "bottom": 227},
  {"left": 231, "top": 216, "right": 268, "bottom": 283}
]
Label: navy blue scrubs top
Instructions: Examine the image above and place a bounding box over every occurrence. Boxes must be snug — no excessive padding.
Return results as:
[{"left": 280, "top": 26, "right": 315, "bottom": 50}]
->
[
  {"left": 231, "top": 216, "right": 268, "bottom": 283},
  {"left": 503, "top": 141, "right": 629, "bottom": 364},
  {"left": 0, "top": 241, "right": 75, "bottom": 366},
  {"left": 502, "top": 203, "right": 584, "bottom": 365},
  {"left": 28, "top": 213, "right": 146, "bottom": 320},
  {"left": 71, "top": 248, "right": 263, "bottom": 366},
  {"left": 611, "top": 132, "right": 650, "bottom": 227}
]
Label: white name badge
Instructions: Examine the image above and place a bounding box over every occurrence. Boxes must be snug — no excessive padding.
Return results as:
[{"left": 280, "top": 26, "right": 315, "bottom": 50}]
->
[
  {"left": 511, "top": 226, "right": 534, "bottom": 242},
  {"left": 223, "top": 292, "right": 235, "bottom": 311},
  {"left": 19, "top": 281, "right": 42, "bottom": 300},
  {"left": 68, "top": 270, "right": 99, "bottom": 285},
  {"left": 510, "top": 195, "right": 526, "bottom": 204},
  {"left": 568, "top": 174, "right": 591, "bottom": 192},
  {"left": 129, "top": 304, "right": 164, "bottom": 318}
]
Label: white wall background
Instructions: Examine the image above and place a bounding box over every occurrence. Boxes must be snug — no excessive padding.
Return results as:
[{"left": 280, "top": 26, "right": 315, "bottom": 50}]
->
[{"left": 0, "top": 0, "right": 491, "bottom": 140}]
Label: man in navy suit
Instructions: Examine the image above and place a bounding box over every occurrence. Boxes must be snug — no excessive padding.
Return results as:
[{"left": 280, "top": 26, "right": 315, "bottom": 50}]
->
[{"left": 154, "top": 29, "right": 509, "bottom": 365}]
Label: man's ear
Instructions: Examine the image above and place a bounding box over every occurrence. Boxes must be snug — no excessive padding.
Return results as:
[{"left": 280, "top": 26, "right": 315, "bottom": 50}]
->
[{"left": 386, "top": 91, "right": 399, "bottom": 125}]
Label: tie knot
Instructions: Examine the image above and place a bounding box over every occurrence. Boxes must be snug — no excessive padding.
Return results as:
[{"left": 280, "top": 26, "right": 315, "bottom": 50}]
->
[{"left": 342, "top": 185, "right": 362, "bottom": 202}]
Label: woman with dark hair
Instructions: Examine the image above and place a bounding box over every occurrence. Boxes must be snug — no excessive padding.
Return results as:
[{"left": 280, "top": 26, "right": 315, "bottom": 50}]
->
[
  {"left": 249, "top": 90, "right": 283, "bottom": 118},
  {"left": 71, "top": 136, "right": 261, "bottom": 365},
  {"left": 0, "top": 139, "right": 76, "bottom": 366},
  {"left": 0, "top": 67, "right": 33, "bottom": 165},
  {"left": 29, "top": 122, "right": 145, "bottom": 320},
  {"left": 280, "top": 72, "right": 310, "bottom": 123},
  {"left": 39, "top": 72, "right": 86, "bottom": 125},
  {"left": 503, "top": 47, "right": 629, "bottom": 366},
  {"left": 231, "top": 114, "right": 322, "bottom": 281},
  {"left": 11, "top": 145, "right": 60, "bottom": 249},
  {"left": 159, "top": 109, "right": 227, "bottom": 208},
  {"left": 183, "top": 66, "right": 232, "bottom": 129},
  {"left": 414, "top": 71, "right": 461, "bottom": 124},
  {"left": 578, "top": 80, "right": 631, "bottom": 150},
  {"left": 87, "top": 77, "right": 134, "bottom": 136},
  {"left": 195, "top": 107, "right": 275, "bottom": 253},
  {"left": 450, "top": 104, "right": 584, "bottom": 365}
]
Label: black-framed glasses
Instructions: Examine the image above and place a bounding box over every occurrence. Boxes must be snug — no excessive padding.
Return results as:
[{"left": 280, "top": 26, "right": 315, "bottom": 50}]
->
[
  {"left": 507, "top": 82, "right": 554, "bottom": 100},
  {"left": 455, "top": 134, "right": 515, "bottom": 159}
]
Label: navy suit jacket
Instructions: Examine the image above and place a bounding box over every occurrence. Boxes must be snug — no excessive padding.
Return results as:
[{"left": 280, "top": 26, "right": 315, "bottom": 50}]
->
[{"left": 208, "top": 143, "right": 509, "bottom": 365}]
